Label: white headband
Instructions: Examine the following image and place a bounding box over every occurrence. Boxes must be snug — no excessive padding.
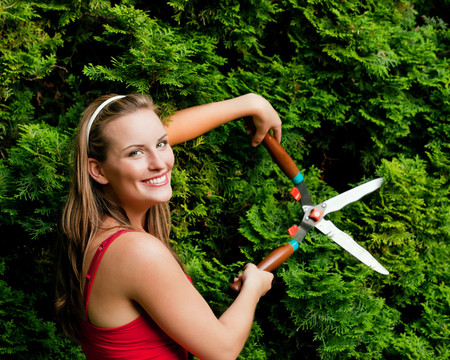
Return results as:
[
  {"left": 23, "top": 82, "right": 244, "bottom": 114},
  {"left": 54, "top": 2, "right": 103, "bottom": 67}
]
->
[{"left": 86, "top": 95, "right": 126, "bottom": 147}]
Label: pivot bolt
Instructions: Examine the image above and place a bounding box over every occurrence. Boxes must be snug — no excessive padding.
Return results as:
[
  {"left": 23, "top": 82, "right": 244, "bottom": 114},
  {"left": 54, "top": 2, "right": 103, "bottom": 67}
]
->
[{"left": 310, "top": 208, "right": 324, "bottom": 222}]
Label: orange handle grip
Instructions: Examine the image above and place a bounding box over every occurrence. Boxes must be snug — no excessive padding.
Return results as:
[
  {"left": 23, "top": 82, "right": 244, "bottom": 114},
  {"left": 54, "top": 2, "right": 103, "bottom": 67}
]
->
[
  {"left": 230, "top": 242, "right": 296, "bottom": 293},
  {"left": 262, "top": 133, "right": 300, "bottom": 180}
]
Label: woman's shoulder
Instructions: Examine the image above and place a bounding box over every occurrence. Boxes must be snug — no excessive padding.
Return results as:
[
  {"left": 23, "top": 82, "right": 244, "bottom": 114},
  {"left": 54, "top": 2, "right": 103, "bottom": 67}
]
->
[
  {"left": 108, "top": 229, "right": 172, "bottom": 259},
  {"left": 102, "top": 231, "right": 176, "bottom": 270},
  {"left": 94, "top": 229, "right": 178, "bottom": 284},
  {"left": 104, "top": 230, "right": 185, "bottom": 298},
  {"left": 86, "top": 225, "right": 173, "bottom": 270}
]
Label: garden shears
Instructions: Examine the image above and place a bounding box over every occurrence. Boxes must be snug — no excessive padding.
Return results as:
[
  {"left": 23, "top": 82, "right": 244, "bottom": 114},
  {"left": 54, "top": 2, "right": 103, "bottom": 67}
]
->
[{"left": 230, "top": 132, "right": 389, "bottom": 292}]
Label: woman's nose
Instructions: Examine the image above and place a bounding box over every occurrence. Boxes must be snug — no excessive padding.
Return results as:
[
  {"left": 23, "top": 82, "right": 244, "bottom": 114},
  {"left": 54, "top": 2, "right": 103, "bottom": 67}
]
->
[{"left": 146, "top": 151, "right": 167, "bottom": 170}]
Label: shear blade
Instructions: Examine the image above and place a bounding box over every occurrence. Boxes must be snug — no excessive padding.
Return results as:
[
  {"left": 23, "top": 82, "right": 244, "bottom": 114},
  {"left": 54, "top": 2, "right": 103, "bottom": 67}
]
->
[
  {"left": 322, "top": 178, "right": 384, "bottom": 216},
  {"left": 315, "top": 219, "right": 389, "bottom": 275}
]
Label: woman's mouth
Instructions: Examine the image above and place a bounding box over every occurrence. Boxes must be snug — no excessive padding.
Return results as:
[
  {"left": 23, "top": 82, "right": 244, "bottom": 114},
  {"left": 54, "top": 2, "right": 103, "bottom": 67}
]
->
[{"left": 142, "top": 173, "right": 169, "bottom": 186}]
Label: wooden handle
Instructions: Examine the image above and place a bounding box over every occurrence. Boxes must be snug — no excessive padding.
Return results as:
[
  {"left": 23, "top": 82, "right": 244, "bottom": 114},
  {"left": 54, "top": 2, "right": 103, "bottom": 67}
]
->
[
  {"left": 262, "top": 133, "right": 300, "bottom": 180},
  {"left": 230, "top": 242, "right": 296, "bottom": 293}
]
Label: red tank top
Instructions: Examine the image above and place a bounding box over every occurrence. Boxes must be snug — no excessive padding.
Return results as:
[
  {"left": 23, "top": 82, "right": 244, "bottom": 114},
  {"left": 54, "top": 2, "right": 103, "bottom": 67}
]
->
[{"left": 80, "top": 229, "right": 188, "bottom": 360}]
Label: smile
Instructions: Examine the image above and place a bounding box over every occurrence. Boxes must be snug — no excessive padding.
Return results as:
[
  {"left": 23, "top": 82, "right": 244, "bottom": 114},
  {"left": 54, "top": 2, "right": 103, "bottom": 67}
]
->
[{"left": 142, "top": 174, "right": 169, "bottom": 186}]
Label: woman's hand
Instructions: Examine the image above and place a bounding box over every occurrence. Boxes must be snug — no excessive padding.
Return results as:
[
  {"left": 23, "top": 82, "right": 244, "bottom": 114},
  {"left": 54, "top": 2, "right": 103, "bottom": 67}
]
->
[
  {"left": 244, "top": 94, "right": 282, "bottom": 147},
  {"left": 235, "top": 263, "right": 274, "bottom": 297}
]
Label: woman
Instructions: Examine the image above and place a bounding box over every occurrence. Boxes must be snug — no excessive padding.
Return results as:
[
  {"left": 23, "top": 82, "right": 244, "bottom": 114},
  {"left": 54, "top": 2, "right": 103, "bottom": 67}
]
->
[{"left": 56, "top": 93, "right": 281, "bottom": 359}]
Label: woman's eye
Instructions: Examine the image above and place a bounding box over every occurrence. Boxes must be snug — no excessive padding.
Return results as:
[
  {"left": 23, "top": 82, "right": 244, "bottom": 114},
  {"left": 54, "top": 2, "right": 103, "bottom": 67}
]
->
[
  {"left": 157, "top": 140, "right": 168, "bottom": 149},
  {"left": 129, "top": 149, "right": 144, "bottom": 157}
]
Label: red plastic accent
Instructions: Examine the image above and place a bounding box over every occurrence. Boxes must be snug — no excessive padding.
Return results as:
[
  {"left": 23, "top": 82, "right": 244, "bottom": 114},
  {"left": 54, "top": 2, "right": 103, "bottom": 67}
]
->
[
  {"left": 290, "top": 187, "right": 301, "bottom": 201},
  {"left": 309, "top": 208, "right": 323, "bottom": 222},
  {"left": 287, "top": 224, "right": 299, "bottom": 237}
]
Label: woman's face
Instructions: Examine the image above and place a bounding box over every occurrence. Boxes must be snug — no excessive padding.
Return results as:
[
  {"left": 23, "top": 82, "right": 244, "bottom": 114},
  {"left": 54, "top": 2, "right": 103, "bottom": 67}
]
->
[{"left": 90, "top": 108, "right": 174, "bottom": 215}]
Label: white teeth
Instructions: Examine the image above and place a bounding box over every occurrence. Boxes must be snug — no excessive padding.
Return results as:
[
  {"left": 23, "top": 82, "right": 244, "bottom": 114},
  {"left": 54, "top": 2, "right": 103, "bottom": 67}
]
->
[{"left": 146, "top": 174, "right": 167, "bottom": 184}]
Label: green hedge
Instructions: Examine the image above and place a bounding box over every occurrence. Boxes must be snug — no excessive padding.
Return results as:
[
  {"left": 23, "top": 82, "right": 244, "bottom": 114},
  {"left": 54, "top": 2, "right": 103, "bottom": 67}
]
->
[{"left": 0, "top": 1, "right": 448, "bottom": 358}]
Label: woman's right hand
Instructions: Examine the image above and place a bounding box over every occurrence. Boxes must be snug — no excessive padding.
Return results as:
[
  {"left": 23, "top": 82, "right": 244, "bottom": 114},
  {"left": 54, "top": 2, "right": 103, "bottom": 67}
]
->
[{"left": 238, "top": 263, "right": 274, "bottom": 297}]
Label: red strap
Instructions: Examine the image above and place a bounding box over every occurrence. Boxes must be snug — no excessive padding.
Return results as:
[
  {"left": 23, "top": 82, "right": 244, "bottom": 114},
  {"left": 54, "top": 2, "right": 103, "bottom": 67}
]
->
[{"left": 84, "top": 229, "right": 135, "bottom": 319}]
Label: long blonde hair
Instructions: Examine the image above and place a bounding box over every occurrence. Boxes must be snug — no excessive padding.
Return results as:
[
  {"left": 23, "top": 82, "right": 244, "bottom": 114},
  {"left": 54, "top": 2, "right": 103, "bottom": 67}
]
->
[{"left": 56, "top": 94, "right": 174, "bottom": 342}]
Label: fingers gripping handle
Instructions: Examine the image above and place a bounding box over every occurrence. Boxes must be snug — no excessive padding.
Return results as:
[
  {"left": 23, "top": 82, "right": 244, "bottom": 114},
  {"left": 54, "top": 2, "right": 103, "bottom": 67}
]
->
[
  {"left": 262, "top": 133, "right": 303, "bottom": 184},
  {"left": 230, "top": 241, "right": 298, "bottom": 293}
]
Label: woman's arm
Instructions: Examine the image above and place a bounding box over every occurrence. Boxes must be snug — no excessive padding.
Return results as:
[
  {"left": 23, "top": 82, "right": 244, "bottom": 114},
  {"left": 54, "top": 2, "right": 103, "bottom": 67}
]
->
[
  {"left": 122, "top": 233, "right": 273, "bottom": 360},
  {"left": 166, "top": 93, "right": 282, "bottom": 147}
]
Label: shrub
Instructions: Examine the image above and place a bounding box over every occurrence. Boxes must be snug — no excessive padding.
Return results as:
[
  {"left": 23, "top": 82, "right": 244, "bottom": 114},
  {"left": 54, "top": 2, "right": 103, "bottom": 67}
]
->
[{"left": 0, "top": 0, "right": 448, "bottom": 358}]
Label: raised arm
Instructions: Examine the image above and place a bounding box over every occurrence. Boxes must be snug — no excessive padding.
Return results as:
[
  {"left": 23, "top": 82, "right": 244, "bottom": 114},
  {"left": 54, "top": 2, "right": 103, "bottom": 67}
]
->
[{"left": 166, "top": 93, "right": 282, "bottom": 147}]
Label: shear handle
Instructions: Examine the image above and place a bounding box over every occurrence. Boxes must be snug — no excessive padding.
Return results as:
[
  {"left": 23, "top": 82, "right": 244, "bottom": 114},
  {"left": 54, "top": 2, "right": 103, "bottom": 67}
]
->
[
  {"left": 230, "top": 242, "right": 296, "bottom": 293},
  {"left": 245, "top": 118, "right": 301, "bottom": 182},
  {"left": 262, "top": 133, "right": 301, "bottom": 181}
]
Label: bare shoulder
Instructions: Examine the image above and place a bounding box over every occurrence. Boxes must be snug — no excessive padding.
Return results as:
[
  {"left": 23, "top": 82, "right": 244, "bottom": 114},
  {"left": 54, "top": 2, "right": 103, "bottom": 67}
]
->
[
  {"left": 105, "top": 230, "right": 189, "bottom": 305},
  {"left": 107, "top": 230, "right": 177, "bottom": 267}
]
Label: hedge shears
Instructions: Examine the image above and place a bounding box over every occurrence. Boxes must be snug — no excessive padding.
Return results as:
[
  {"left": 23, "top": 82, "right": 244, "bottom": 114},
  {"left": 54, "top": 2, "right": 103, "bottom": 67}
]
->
[{"left": 231, "top": 132, "right": 389, "bottom": 292}]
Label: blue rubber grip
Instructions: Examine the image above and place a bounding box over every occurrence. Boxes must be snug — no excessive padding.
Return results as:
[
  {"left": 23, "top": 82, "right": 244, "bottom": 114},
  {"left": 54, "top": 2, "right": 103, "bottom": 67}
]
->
[
  {"left": 291, "top": 172, "right": 304, "bottom": 185},
  {"left": 288, "top": 239, "right": 299, "bottom": 252}
]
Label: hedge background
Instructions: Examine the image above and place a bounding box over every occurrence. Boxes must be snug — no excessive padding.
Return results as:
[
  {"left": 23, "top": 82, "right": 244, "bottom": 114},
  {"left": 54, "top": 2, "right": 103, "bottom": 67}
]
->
[{"left": 0, "top": 0, "right": 448, "bottom": 359}]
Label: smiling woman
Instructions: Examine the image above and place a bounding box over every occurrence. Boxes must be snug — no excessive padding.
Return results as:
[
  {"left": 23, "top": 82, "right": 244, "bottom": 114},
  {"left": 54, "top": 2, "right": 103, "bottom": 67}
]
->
[
  {"left": 56, "top": 93, "right": 281, "bottom": 359},
  {"left": 88, "top": 108, "right": 175, "bottom": 217}
]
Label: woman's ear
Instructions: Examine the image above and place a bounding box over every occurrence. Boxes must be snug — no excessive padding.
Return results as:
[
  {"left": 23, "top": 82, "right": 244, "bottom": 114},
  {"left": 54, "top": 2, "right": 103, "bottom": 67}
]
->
[{"left": 88, "top": 158, "right": 109, "bottom": 184}]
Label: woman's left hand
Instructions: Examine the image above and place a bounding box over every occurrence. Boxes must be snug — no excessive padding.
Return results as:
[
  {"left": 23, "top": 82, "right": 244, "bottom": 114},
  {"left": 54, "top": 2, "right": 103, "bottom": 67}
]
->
[{"left": 246, "top": 94, "right": 282, "bottom": 147}]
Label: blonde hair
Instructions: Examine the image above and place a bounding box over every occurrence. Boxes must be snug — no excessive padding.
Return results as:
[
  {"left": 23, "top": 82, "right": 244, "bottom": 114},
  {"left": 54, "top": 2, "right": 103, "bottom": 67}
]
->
[{"left": 56, "top": 94, "right": 174, "bottom": 341}]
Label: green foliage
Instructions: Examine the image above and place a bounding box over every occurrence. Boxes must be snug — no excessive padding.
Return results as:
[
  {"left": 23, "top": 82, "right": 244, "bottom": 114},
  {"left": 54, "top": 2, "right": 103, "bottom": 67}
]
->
[
  {"left": 0, "top": 0, "right": 448, "bottom": 358},
  {"left": 82, "top": 2, "right": 228, "bottom": 109},
  {"left": 0, "top": 260, "right": 85, "bottom": 359},
  {"left": 222, "top": 0, "right": 450, "bottom": 174},
  {"left": 168, "top": 0, "right": 281, "bottom": 56},
  {"left": 0, "top": 1, "right": 67, "bottom": 147},
  {"left": 0, "top": 2, "right": 62, "bottom": 90},
  {"left": 1, "top": 123, "right": 70, "bottom": 237}
]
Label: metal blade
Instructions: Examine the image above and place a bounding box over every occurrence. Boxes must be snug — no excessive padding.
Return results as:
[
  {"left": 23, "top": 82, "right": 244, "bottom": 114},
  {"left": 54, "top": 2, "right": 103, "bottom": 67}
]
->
[
  {"left": 321, "top": 178, "right": 383, "bottom": 216},
  {"left": 315, "top": 219, "right": 389, "bottom": 275}
]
